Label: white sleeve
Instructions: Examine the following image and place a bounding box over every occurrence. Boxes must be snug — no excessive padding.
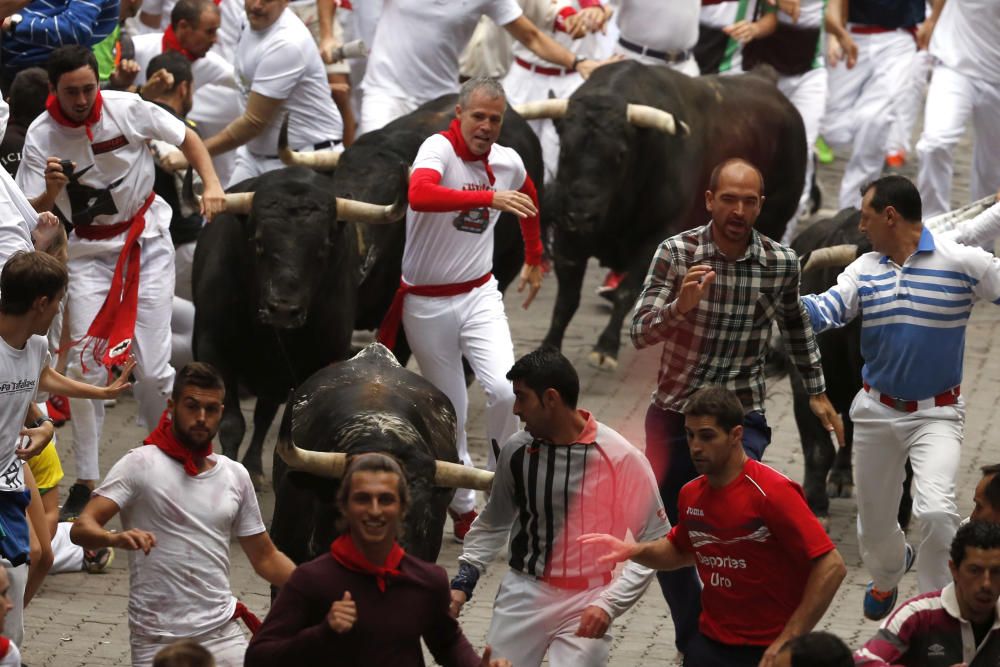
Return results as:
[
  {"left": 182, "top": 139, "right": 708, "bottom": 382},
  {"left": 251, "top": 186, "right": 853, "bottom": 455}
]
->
[
  {"left": 93, "top": 449, "right": 145, "bottom": 510},
  {"left": 800, "top": 259, "right": 864, "bottom": 334},
  {"left": 122, "top": 97, "right": 188, "bottom": 146},
  {"left": 411, "top": 135, "right": 450, "bottom": 177},
  {"left": 14, "top": 130, "right": 47, "bottom": 200},
  {"left": 950, "top": 202, "right": 1000, "bottom": 248},
  {"left": 487, "top": 0, "right": 524, "bottom": 26},
  {"left": 196, "top": 54, "right": 238, "bottom": 89},
  {"left": 457, "top": 442, "right": 520, "bottom": 574},
  {"left": 231, "top": 463, "right": 267, "bottom": 537},
  {"left": 249, "top": 38, "right": 306, "bottom": 100}
]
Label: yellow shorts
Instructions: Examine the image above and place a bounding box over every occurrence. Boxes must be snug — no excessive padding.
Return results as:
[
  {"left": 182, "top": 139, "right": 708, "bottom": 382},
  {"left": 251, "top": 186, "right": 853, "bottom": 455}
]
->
[{"left": 28, "top": 441, "right": 64, "bottom": 494}]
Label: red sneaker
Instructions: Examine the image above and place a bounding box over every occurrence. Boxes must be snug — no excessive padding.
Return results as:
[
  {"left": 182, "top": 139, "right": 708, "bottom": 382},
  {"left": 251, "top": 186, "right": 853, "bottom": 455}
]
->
[
  {"left": 448, "top": 509, "right": 478, "bottom": 543},
  {"left": 885, "top": 151, "right": 906, "bottom": 168},
  {"left": 46, "top": 395, "right": 71, "bottom": 426}
]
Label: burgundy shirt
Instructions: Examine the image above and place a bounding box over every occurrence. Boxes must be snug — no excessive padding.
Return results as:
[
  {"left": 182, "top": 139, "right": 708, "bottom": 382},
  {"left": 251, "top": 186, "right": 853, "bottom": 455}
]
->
[{"left": 245, "top": 552, "right": 481, "bottom": 667}]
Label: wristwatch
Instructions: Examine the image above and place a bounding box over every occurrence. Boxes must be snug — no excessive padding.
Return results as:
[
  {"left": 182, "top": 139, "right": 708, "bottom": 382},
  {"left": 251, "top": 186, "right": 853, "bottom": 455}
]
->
[
  {"left": 571, "top": 55, "right": 586, "bottom": 72},
  {"left": 30, "top": 416, "right": 53, "bottom": 429}
]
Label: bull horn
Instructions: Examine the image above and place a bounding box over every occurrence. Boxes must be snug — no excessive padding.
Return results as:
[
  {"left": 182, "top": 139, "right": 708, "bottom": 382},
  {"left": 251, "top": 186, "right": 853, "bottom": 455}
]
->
[
  {"left": 278, "top": 113, "right": 342, "bottom": 170},
  {"left": 803, "top": 244, "right": 859, "bottom": 272},
  {"left": 513, "top": 99, "right": 569, "bottom": 120},
  {"left": 335, "top": 197, "right": 406, "bottom": 225},
  {"left": 626, "top": 104, "right": 682, "bottom": 135},
  {"left": 276, "top": 430, "right": 492, "bottom": 489},
  {"left": 190, "top": 189, "right": 255, "bottom": 215}
]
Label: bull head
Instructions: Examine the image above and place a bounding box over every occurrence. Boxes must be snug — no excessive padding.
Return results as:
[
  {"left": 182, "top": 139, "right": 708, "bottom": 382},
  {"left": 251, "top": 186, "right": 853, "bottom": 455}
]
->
[{"left": 278, "top": 114, "right": 342, "bottom": 170}]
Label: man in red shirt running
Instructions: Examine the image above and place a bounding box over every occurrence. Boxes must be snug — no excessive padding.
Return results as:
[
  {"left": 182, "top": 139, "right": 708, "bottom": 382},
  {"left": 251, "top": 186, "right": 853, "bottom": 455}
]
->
[{"left": 582, "top": 387, "right": 847, "bottom": 667}]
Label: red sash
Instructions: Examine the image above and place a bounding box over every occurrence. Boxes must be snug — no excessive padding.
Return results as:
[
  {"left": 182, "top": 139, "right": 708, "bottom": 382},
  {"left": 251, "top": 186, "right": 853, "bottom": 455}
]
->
[
  {"left": 232, "top": 601, "right": 262, "bottom": 635},
  {"left": 376, "top": 272, "right": 492, "bottom": 349}
]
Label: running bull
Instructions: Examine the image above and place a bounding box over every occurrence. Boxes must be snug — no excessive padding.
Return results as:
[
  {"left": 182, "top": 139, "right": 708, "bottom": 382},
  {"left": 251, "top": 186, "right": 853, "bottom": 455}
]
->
[
  {"left": 269, "top": 343, "right": 493, "bottom": 563},
  {"left": 191, "top": 167, "right": 406, "bottom": 487},
  {"left": 516, "top": 60, "right": 807, "bottom": 369}
]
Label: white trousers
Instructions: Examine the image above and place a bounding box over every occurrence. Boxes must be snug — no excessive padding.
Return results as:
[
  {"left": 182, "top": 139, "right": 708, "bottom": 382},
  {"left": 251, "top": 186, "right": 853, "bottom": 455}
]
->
[
  {"left": 849, "top": 389, "right": 963, "bottom": 593},
  {"left": 488, "top": 570, "right": 612, "bottom": 667},
  {"left": 613, "top": 43, "right": 700, "bottom": 76},
  {"left": 171, "top": 296, "right": 195, "bottom": 370},
  {"left": 886, "top": 49, "right": 932, "bottom": 156},
  {"left": 50, "top": 521, "right": 83, "bottom": 574},
  {"left": 130, "top": 620, "right": 248, "bottom": 667},
  {"left": 67, "top": 233, "right": 176, "bottom": 480},
  {"left": 778, "top": 66, "right": 828, "bottom": 233},
  {"left": 916, "top": 65, "right": 1000, "bottom": 218},
  {"left": 503, "top": 63, "right": 584, "bottom": 184},
  {"left": 230, "top": 148, "right": 285, "bottom": 186},
  {"left": 402, "top": 279, "right": 519, "bottom": 514},
  {"left": 1, "top": 560, "right": 25, "bottom": 647},
  {"left": 358, "top": 89, "right": 419, "bottom": 137},
  {"left": 822, "top": 31, "right": 916, "bottom": 209}
]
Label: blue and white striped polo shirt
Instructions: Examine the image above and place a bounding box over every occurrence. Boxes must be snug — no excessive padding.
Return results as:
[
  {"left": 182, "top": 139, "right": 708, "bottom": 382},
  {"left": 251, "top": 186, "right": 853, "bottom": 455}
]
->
[{"left": 802, "top": 228, "right": 1000, "bottom": 401}]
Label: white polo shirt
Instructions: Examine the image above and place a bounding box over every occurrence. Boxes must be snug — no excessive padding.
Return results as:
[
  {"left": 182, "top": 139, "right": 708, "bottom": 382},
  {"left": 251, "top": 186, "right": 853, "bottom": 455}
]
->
[{"left": 930, "top": 0, "right": 1000, "bottom": 83}]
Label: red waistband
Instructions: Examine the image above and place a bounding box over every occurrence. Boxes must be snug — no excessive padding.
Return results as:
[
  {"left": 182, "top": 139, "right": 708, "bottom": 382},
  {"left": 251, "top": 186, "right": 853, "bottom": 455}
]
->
[
  {"left": 376, "top": 272, "right": 492, "bottom": 349},
  {"left": 863, "top": 382, "right": 960, "bottom": 412},
  {"left": 538, "top": 571, "right": 613, "bottom": 590},
  {"left": 515, "top": 57, "right": 572, "bottom": 76},
  {"left": 73, "top": 193, "right": 156, "bottom": 241},
  {"left": 849, "top": 24, "right": 917, "bottom": 36}
]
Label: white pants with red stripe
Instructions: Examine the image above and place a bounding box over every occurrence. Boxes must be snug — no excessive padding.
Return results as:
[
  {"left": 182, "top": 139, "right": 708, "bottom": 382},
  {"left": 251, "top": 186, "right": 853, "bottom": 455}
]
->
[
  {"left": 402, "top": 278, "right": 519, "bottom": 514},
  {"left": 822, "top": 30, "right": 916, "bottom": 209},
  {"left": 916, "top": 65, "right": 1000, "bottom": 218},
  {"left": 67, "top": 231, "right": 176, "bottom": 482},
  {"left": 130, "top": 620, "right": 248, "bottom": 667},
  {"left": 849, "top": 388, "right": 963, "bottom": 593},
  {"left": 487, "top": 569, "right": 612, "bottom": 667},
  {"left": 503, "top": 62, "right": 585, "bottom": 184},
  {"left": 777, "top": 66, "right": 828, "bottom": 232}
]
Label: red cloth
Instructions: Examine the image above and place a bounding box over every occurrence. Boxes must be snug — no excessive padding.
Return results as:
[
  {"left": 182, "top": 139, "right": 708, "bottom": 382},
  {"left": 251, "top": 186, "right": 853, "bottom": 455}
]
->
[
  {"left": 78, "top": 192, "right": 155, "bottom": 368},
  {"left": 376, "top": 271, "right": 492, "bottom": 349},
  {"left": 329, "top": 534, "right": 405, "bottom": 593},
  {"left": 554, "top": 5, "right": 577, "bottom": 32},
  {"left": 162, "top": 25, "right": 199, "bottom": 61},
  {"left": 143, "top": 408, "right": 212, "bottom": 476},
  {"left": 667, "top": 458, "right": 835, "bottom": 646},
  {"left": 439, "top": 118, "right": 495, "bottom": 184},
  {"left": 45, "top": 90, "right": 103, "bottom": 141},
  {"left": 232, "top": 601, "right": 263, "bottom": 636}
]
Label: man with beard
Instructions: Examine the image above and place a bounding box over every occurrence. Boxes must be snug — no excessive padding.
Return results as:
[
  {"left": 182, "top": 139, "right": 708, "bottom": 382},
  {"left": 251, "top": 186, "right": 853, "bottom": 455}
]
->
[
  {"left": 629, "top": 157, "right": 842, "bottom": 655},
  {"left": 581, "top": 387, "right": 846, "bottom": 667},
  {"left": 70, "top": 362, "right": 296, "bottom": 667}
]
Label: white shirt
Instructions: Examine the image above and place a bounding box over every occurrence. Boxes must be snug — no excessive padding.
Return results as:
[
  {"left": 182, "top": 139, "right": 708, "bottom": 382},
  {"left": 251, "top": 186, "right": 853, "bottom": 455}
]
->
[
  {"left": 0, "top": 335, "right": 49, "bottom": 493},
  {"left": 402, "top": 134, "right": 527, "bottom": 285},
  {"left": 235, "top": 8, "right": 343, "bottom": 155},
  {"left": 95, "top": 446, "right": 266, "bottom": 639},
  {"left": 362, "top": 0, "right": 523, "bottom": 102},
  {"left": 778, "top": 0, "right": 824, "bottom": 27},
  {"left": 16, "top": 91, "right": 186, "bottom": 260},
  {"left": 930, "top": 0, "right": 1000, "bottom": 83},
  {"left": 617, "top": 0, "right": 700, "bottom": 52},
  {"left": 131, "top": 33, "right": 236, "bottom": 89}
]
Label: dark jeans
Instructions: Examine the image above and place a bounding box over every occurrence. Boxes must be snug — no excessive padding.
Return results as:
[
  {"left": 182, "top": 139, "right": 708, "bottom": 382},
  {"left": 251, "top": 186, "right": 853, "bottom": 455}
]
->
[
  {"left": 683, "top": 632, "right": 767, "bottom": 667},
  {"left": 644, "top": 404, "right": 772, "bottom": 654}
]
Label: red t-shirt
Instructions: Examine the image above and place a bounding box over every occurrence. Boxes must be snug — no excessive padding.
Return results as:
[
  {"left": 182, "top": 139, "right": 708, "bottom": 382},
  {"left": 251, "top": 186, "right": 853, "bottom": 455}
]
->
[{"left": 667, "top": 459, "right": 834, "bottom": 646}]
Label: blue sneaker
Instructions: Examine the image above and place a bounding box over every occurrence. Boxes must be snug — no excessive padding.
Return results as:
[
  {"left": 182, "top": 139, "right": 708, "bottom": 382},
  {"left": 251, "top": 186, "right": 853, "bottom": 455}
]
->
[{"left": 863, "top": 544, "right": 915, "bottom": 621}]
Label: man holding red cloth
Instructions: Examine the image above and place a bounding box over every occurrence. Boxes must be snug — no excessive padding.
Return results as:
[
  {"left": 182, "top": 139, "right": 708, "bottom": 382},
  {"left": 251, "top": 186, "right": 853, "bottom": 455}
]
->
[
  {"left": 246, "top": 452, "right": 512, "bottom": 667},
  {"left": 70, "top": 362, "right": 295, "bottom": 667},
  {"left": 378, "top": 77, "right": 544, "bottom": 541},
  {"left": 15, "top": 45, "right": 225, "bottom": 521}
]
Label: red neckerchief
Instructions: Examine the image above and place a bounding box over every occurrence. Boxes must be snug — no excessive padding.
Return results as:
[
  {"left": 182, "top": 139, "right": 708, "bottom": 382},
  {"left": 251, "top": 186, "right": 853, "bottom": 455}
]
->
[
  {"left": 330, "top": 534, "right": 405, "bottom": 592},
  {"left": 143, "top": 409, "right": 212, "bottom": 476},
  {"left": 45, "top": 90, "right": 103, "bottom": 141},
  {"left": 440, "top": 118, "right": 495, "bottom": 185},
  {"left": 162, "top": 25, "right": 198, "bottom": 62}
]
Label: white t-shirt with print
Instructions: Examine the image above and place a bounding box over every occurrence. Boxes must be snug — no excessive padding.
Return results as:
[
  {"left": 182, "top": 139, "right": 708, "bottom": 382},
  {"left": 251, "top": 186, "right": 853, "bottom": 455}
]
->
[
  {"left": 95, "top": 446, "right": 266, "bottom": 639},
  {"left": 362, "top": 0, "right": 522, "bottom": 102},
  {"left": 0, "top": 335, "right": 48, "bottom": 493},
  {"left": 234, "top": 8, "right": 343, "bottom": 155},
  {"left": 16, "top": 91, "right": 187, "bottom": 260},
  {"left": 402, "top": 134, "right": 527, "bottom": 286}
]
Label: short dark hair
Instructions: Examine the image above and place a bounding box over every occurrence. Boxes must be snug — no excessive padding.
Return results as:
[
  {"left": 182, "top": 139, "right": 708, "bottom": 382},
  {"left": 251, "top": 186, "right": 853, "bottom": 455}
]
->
[
  {"left": 506, "top": 347, "right": 580, "bottom": 409},
  {"left": 153, "top": 639, "right": 215, "bottom": 667},
  {"left": 171, "top": 362, "right": 225, "bottom": 402},
  {"left": 8, "top": 67, "right": 48, "bottom": 126},
  {"left": 860, "top": 175, "right": 922, "bottom": 222},
  {"left": 708, "top": 158, "right": 765, "bottom": 195},
  {"left": 780, "top": 631, "right": 852, "bottom": 667},
  {"left": 981, "top": 464, "right": 1000, "bottom": 513},
  {"left": 0, "top": 251, "right": 68, "bottom": 315},
  {"left": 46, "top": 45, "right": 100, "bottom": 88},
  {"left": 335, "top": 453, "right": 410, "bottom": 532},
  {"left": 951, "top": 521, "right": 1000, "bottom": 567},
  {"left": 170, "top": 0, "right": 219, "bottom": 29},
  {"left": 684, "top": 387, "right": 744, "bottom": 432},
  {"left": 146, "top": 51, "right": 193, "bottom": 91}
]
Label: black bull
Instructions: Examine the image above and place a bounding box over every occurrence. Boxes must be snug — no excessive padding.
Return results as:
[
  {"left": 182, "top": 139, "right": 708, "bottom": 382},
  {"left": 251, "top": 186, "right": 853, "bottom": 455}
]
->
[
  {"left": 269, "top": 344, "right": 463, "bottom": 564},
  {"left": 533, "top": 60, "right": 806, "bottom": 368}
]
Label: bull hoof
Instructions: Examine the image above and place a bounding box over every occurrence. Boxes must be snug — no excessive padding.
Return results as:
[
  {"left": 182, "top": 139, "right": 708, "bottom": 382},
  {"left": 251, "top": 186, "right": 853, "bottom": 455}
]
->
[
  {"left": 587, "top": 351, "right": 619, "bottom": 372},
  {"left": 249, "top": 471, "right": 266, "bottom": 492},
  {"left": 826, "top": 479, "right": 854, "bottom": 499}
]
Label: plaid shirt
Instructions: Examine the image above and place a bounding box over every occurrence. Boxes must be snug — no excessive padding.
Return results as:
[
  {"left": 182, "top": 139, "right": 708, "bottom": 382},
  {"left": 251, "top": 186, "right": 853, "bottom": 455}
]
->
[{"left": 630, "top": 223, "right": 825, "bottom": 413}]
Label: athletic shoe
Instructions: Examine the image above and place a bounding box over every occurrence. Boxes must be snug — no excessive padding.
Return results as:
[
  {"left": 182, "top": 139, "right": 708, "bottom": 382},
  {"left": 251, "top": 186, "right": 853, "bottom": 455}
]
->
[
  {"left": 815, "top": 136, "right": 834, "bottom": 164},
  {"left": 59, "top": 483, "right": 92, "bottom": 522},
  {"left": 83, "top": 547, "right": 114, "bottom": 574},
  {"left": 449, "top": 509, "right": 478, "bottom": 543},
  {"left": 885, "top": 151, "right": 907, "bottom": 169},
  {"left": 596, "top": 270, "right": 625, "bottom": 301},
  {"left": 863, "top": 543, "right": 915, "bottom": 621},
  {"left": 45, "top": 395, "right": 71, "bottom": 426}
]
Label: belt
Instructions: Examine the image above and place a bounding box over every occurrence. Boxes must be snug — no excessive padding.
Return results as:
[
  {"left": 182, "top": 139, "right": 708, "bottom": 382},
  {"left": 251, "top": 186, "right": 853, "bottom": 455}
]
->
[
  {"left": 254, "top": 139, "right": 340, "bottom": 161},
  {"left": 849, "top": 24, "right": 917, "bottom": 37},
  {"left": 618, "top": 37, "right": 691, "bottom": 64},
  {"left": 515, "top": 56, "right": 572, "bottom": 76},
  {"left": 863, "top": 382, "right": 960, "bottom": 413},
  {"left": 538, "top": 571, "right": 613, "bottom": 591}
]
